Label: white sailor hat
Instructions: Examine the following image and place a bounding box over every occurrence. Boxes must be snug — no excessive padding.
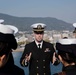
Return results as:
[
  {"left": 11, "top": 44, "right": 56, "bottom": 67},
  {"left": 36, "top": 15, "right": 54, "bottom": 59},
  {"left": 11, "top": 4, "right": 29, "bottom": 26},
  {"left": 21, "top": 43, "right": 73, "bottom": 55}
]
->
[
  {"left": 57, "top": 39, "right": 76, "bottom": 45},
  {"left": 31, "top": 23, "right": 46, "bottom": 31},
  {"left": 0, "top": 24, "right": 18, "bottom": 35},
  {"left": 73, "top": 23, "right": 76, "bottom": 33},
  {"left": 0, "top": 19, "right": 4, "bottom": 24},
  {"left": 56, "top": 39, "right": 76, "bottom": 56},
  {"left": 73, "top": 23, "right": 76, "bottom": 27},
  {"left": 0, "top": 24, "right": 18, "bottom": 49}
]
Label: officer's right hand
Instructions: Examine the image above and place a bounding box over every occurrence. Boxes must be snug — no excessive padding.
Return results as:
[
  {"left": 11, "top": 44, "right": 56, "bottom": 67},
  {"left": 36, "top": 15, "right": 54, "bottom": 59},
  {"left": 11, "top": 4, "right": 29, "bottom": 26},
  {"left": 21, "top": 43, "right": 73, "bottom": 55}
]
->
[{"left": 25, "top": 52, "right": 32, "bottom": 62}]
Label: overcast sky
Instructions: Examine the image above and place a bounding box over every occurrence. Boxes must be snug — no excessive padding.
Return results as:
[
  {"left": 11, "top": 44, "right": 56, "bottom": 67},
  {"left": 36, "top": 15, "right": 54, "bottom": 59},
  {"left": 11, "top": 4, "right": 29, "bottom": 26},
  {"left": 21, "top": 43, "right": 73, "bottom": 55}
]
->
[{"left": 0, "top": 0, "right": 76, "bottom": 23}]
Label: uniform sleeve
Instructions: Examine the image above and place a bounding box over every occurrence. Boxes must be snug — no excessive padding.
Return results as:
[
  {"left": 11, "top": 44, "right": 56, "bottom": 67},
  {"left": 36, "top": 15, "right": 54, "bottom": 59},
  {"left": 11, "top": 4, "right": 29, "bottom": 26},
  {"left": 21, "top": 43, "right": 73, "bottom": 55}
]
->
[
  {"left": 51, "top": 44, "right": 60, "bottom": 66},
  {"left": 50, "top": 44, "right": 55, "bottom": 62},
  {"left": 20, "top": 44, "right": 29, "bottom": 67}
]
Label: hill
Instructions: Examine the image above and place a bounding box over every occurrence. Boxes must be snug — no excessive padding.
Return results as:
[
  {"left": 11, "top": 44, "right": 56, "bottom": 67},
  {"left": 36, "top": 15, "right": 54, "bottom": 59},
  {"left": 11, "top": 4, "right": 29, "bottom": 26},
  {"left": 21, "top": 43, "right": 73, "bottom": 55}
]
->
[{"left": 0, "top": 13, "right": 74, "bottom": 31}]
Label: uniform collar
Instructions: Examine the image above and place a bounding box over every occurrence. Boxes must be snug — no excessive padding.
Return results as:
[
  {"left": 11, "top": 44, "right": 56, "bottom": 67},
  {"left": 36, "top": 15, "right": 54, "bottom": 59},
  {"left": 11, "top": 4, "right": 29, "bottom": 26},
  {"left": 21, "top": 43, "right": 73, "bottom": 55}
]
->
[{"left": 35, "top": 40, "right": 43, "bottom": 48}]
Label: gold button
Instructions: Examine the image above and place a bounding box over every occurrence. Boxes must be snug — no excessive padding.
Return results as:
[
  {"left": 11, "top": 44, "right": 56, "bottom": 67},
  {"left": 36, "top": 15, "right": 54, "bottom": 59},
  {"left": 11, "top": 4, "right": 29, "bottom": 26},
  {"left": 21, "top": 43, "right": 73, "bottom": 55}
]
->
[
  {"left": 37, "top": 73, "right": 39, "bottom": 75},
  {"left": 43, "top": 60, "right": 45, "bottom": 62},
  {"left": 43, "top": 66, "right": 45, "bottom": 68},
  {"left": 44, "top": 73, "right": 46, "bottom": 75},
  {"left": 37, "top": 60, "right": 38, "bottom": 62},
  {"left": 37, "top": 66, "right": 39, "bottom": 69}
]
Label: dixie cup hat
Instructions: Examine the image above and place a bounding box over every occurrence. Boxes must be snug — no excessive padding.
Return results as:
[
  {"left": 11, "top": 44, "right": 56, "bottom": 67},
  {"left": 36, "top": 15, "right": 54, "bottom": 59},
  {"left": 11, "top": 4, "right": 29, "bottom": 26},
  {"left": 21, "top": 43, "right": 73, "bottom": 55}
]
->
[
  {"left": 56, "top": 39, "right": 76, "bottom": 56},
  {"left": 0, "top": 24, "right": 18, "bottom": 50}
]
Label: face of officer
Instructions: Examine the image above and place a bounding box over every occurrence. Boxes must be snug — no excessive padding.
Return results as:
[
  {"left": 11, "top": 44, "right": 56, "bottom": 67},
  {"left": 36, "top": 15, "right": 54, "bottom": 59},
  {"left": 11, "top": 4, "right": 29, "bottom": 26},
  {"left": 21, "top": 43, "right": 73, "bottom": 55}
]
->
[{"left": 34, "top": 31, "right": 44, "bottom": 43}]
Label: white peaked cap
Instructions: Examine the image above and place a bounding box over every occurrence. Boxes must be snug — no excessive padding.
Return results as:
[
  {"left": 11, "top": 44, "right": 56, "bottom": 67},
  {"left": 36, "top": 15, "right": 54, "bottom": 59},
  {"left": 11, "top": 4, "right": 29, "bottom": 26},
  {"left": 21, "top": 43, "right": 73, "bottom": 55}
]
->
[
  {"left": 0, "top": 19, "right": 4, "bottom": 24},
  {"left": 6, "top": 25, "right": 18, "bottom": 34},
  {"left": 58, "top": 39, "right": 76, "bottom": 45},
  {"left": 0, "top": 24, "right": 18, "bottom": 35},
  {"left": 73, "top": 23, "right": 76, "bottom": 27},
  {"left": 31, "top": 23, "right": 46, "bottom": 28}
]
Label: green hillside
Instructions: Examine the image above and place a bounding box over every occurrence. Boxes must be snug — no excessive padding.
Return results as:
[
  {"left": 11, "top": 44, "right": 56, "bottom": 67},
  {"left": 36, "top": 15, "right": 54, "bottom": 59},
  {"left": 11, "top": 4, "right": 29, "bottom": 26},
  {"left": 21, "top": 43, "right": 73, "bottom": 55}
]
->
[{"left": 0, "top": 13, "right": 73, "bottom": 31}]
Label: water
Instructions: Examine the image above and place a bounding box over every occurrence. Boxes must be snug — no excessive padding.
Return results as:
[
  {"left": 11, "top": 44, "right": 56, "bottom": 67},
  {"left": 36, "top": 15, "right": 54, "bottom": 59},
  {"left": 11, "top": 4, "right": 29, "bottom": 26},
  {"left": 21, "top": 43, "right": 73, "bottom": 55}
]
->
[{"left": 12, "top": 52, "right": 62, "bottom": 75}]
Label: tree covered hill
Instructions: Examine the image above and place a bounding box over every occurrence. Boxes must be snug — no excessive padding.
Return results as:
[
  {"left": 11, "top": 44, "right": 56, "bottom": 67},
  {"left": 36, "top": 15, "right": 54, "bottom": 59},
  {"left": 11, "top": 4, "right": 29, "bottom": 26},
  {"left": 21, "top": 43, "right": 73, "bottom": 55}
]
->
[{"left": 0, "top": 13, "right": 74, "bottom": 31}]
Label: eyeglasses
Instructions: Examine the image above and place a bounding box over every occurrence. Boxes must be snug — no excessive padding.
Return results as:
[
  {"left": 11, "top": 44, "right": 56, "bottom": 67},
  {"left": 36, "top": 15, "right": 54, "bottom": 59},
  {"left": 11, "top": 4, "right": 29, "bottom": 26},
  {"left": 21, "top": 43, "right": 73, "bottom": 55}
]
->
[{"left": 34, "top": 31, "right": 44, "bottom": 34}]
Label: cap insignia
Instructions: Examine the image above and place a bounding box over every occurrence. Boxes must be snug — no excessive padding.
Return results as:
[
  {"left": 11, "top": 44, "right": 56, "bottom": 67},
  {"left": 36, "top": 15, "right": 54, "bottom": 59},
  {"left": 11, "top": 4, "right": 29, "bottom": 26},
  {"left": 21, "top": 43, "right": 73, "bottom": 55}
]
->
[{"left": 37, "top": 25, "right": 42, "bottom": 29}]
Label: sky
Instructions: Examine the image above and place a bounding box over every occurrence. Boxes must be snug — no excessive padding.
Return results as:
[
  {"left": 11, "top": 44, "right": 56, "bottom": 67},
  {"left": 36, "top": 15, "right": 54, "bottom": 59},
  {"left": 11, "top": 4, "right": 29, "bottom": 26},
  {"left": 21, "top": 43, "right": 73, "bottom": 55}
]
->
[{"left": 0, "top": 0, "right": 76, "bottom": 23}]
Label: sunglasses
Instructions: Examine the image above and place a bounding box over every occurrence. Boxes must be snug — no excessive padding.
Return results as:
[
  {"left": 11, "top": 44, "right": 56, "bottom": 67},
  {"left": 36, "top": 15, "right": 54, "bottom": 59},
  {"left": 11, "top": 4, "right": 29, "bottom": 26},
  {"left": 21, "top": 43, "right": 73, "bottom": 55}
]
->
[{"left": 34, "top": 31, "right": 44, "bottom": 34}]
